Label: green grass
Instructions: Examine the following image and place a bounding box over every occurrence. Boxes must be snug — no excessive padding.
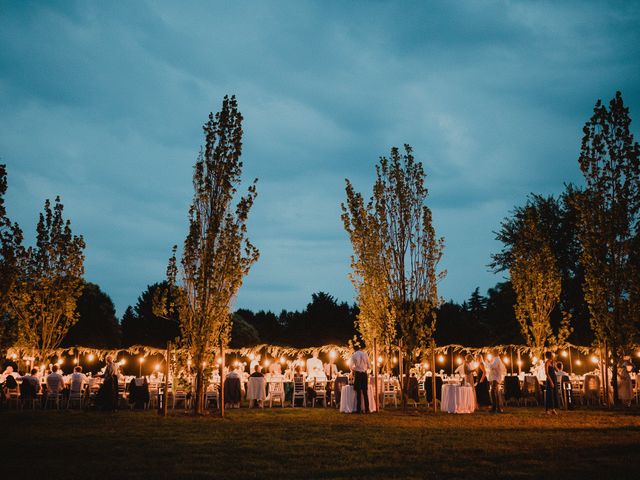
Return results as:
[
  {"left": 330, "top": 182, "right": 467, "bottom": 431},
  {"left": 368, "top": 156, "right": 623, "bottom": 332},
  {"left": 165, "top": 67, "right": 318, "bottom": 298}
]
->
[{"left": 2, "top": 406, "right": 640, "bottom": 479}]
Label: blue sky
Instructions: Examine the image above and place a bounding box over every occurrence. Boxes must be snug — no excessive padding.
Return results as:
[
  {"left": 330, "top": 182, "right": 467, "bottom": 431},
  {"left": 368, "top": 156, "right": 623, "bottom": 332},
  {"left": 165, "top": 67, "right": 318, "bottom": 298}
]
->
[{"left": 1, "top": 0, "right": 639, "bottom": 317}]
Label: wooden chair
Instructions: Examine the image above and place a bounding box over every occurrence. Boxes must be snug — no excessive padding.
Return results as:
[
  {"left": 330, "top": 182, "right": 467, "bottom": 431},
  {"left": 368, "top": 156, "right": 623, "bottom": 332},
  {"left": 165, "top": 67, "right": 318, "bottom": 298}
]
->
[
  {"left": 44, "top": 391, "right": 62, "bottom": 410},
  {"left": 67, "top": 387, "right": 84, "bottom": 410},
  {"left": 269, "top": 380, "right": 285, "bottom": 407},
  {"left": 292, "top": 377, "right": 306, "bottom": 407},
  {"left": 382, "top": 379, "right": 398, "bottom": 408},
  {"left": 312, "top": 380, "right": 327, "bottom": 407},
  {"left": 173, "top": 390, "right": 190, "bottom": 410}
]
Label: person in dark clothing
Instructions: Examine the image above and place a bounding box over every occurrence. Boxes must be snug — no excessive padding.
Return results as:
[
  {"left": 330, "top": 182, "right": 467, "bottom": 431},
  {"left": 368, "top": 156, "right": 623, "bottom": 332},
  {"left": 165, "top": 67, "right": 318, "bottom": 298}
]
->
[{"left": 544, "top": 351, "right": 558, "bottom": 415}]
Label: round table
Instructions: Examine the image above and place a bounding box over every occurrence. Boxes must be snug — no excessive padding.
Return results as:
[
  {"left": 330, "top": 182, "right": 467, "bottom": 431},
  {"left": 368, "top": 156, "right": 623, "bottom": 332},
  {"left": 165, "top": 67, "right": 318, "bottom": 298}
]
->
[
  {"left": 339, "top": 384, "right": 377, "bottom": 413},
  {"left": 441, "top": 384, "right": 475, "bottom": 414}
]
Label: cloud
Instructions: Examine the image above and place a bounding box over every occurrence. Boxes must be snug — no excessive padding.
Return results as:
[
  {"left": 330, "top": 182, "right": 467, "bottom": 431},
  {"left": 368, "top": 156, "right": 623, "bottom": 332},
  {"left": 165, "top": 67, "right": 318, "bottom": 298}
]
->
[{"left": 1, "top": 0, "right": 639, "bottom": 315}]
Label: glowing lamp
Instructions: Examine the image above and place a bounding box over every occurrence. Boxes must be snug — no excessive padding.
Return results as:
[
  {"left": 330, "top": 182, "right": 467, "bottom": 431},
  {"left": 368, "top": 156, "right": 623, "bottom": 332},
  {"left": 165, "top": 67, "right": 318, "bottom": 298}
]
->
[
  {"left": 503, "top": 357, "right": 509, "bottom": 365},
  {"left": 154, "top": 364, "right": 160, "bottom": 371},
  {"left": 249, "top": 353, "right": 255, "bottom": 361},
  {"left": 532, "top": 356, "right": 538, "bottom": 364},
  {"left": 280, "top": 357, "right": 286, "bottom": 364},
  {"left": 437, "top": 355, "right": 445, "bottom": 363},
  {"left": 561, "top": 351, "right": 568, "bottom": 358},
  {"left": 486, "top": 354, "right": 493, "bottom": 361},
  {"left": 392, "top": 357, "right": 398, "bottom": 364},
  {"left": 590, "top": 356, "right": 598, "bottom": 364},
  {"left": 119, "top": 359, "right": 126, "bottom": 366},
  {"left": 455, "top": 357, "right": 462, "bottom": 365},
  {"left": 138, "top": 357, "right": 145, "bottom": 364},
  {"left": 636, "top": 351, "right": 640, "bottom": 358},
  {"left": 57, "top": 359, "right": 63, "bottom": 366},
  {"left": 330, "top": 350, "right": 337, "bottom": 360},
  {"left": 202, "top": 361, "right": 207, "bottom": 368},
  {"left": 11, "top": 353, "right": 17, "bottom": 360},
  {"left": 73, "top": 358, "right": 78, "bottom": 365},
  {"left": 575, "top": 359, "right": 582, "bottom": 366},
  {"left": 517, "top": 360, "right": 523, "bottom": 366},
  {"left": 264, "top": 359, "right": 271, "bottom": 367},
  {"left": 378, "top": 356, "right": 384, "bottom": 364},
  {"left": 216, "top": 358, "right": 223, "bottom": 365},
  {"left": 87, "top": 354, "right": 95, "bottom": 362}
]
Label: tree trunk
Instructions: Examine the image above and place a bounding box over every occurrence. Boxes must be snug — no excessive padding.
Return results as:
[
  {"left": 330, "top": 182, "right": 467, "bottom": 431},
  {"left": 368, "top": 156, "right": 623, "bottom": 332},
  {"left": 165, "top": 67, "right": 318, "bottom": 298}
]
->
[
  {"left": 220, "top": 342, "right": 225, "bottom": 418},
  {"left": 194, "top": 361, "right": 204, "bottom": 415},
  {"left": 373, "top": 338, "right": 379, "bottom": 412},
  {"left": 431, "top": 339, "right": 437, "bottom": 414}
]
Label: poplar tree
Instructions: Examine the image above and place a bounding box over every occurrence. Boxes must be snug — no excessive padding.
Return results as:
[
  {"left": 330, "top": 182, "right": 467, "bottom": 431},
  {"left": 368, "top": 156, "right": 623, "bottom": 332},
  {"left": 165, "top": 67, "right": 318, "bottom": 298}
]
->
[
  {"left": 0, "top": 164, "right": 23, "bottom": 354},
  {"left": 9, "top": 197, "right": 85, "bottom": 361},
  {"left": 166, "top": 96, "right": 259, "bottom": 414},
  {"left": 343, "top": 145, "right": 445, "bottom": 407},
  {"left": 575, "top": 91, "right": 640, "bottom": 403},
  {"left": 510, "top": 208, "right": 571, "bottom": 358}
]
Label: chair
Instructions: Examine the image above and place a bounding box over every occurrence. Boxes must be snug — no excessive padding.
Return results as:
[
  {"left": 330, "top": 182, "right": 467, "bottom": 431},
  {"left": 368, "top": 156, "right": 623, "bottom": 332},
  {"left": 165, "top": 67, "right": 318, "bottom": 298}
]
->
[
  {"left": 503, "top": 376, "right": 521, "bottom": 406},
  {"left": 425, "top": 375, "right": 443, "bottom": 407},
  {"left": 173, "top": 390, "right": 190, "bottom": 410},
  {"left": 247, "top": 376, "right": 266, "bottom": 408},
  {"left": 382, "top": 379, "right": 398, "bottom": 408},
  {"left": 520, "top": 376, "right": 540, "bottom": 406},
  {"left": 559, "top": 376, "right": 573, "bottom": 410},
  {"left": 19, "top": 381, "right": 39, "bottom": 410},
  {"left": 269, "top": 381, "right": 285, "bottom": 408},
  {"left": 67, "top": 387, "right": 84, "bottom": 410},
  {"left": 406, "top": 376, "right": 420, "bottom": 407},
  {"left": 224, "top": 377, "right": 242, "bottom": 408},
  {"left": 312, "top": 380, "right": 327, "bottom": 407},
  {"left": 45, "top": 390, "right": 62, "bottom": 409},
  {"left": 583, "top": 374, "right": 601, "bottom": 406},
  {"left": 332, "top": 376, "right": 348, "bottom": 407},
  {"left": 292, "top": 377, "right": 306, "bottom": 407},
  {"left": 205, "top": 384, "right": 219, "bottom": 410}
]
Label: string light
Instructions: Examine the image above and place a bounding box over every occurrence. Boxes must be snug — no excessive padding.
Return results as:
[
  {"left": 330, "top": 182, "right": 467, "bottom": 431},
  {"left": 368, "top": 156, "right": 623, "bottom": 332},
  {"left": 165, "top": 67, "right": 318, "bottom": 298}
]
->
[
  {"left": 57, "top": 359, "right": 63, "bottom": 366},
  {"left": 561, "top": 351, "right": 568, "bottom": 358},
  {"left": 329, "top": 350, "right": 337, "bottom": 360},
  {"left": 517, "top": 360, "right": 523, "bottom": 367},
  {"left": 87, "top": 354, "right": 95, "bottom": 362},
  {"left": 11, "top": 353, "right": 17, "bottom": 360},
  {"left": 73, "top": 358, "right": 78, "bottom": 365},
  {"left": 503, "top": 357, "right": 509, "bottom": 365},
  {"left": 437, "top": 355, "right": 445, "bottom": 363},
  {"left": 280, "top": 357, "right": 286, "bottom": 364},
  {"left": 202, "top": 361, "right": 207, "bottom": 368},
  {"left": 392, "top": 357, "right": 398, "bottom": 364},
  {"left": 216, "top": 358, "right": 223, "bottom": 366},
  {"left": 455, "top": 357, "right": 462, "bottom": 365},
  {"left": 378, "top": 355, "right": 384, "bottom": 364},
  {"left": 119, "top": 359, "right": 126, "bottom": 366},
  {"left": 590, "top": 355, "right": 598, "bottom": 364},
  {"left": 264, "top": 359, "right": 270, "bottom": 367},
  {"left": 138, "top": 357, "right": 145, "bottom": 364},
  {"left": 154, "top": 364, "right": 160, "bottom": 371},
  {"left": 249, "top": 353, "right": 255, "bottom": 361},
  {"left": 486, "top": 354, "right": 493, "bottom": 361},
  {"left": 575, "top": 359, "right": 582, "bottom": 366},
  {"left": 532, "top": 356, "right": 538, "bottom": 364}
]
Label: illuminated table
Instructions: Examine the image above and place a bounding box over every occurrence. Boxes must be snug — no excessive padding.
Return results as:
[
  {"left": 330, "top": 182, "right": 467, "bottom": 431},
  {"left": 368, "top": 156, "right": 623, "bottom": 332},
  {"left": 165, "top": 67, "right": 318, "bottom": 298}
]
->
[
  {"left": 441, "top": 384, "right": 475, "bottom": 414},
  {"left": 339, "top": 384, "right": 377, "bottom": 413}
]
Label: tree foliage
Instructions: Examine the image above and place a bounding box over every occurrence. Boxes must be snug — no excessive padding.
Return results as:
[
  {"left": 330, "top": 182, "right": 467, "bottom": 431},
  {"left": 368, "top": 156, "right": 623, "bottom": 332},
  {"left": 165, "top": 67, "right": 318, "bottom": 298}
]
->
[
  {"left": 8, "top": 197, "right": 85, "bottom": 361},
  {"left": 574, "top": 92, "right": 639, "bottom": 401},
  {"left": 62, "top": 282, "right": 121, "bottom": 348},
  {"left": 509, "top": 208, "right": 571, "bottom": 357},
  {"left": 164, "top": 95, "right": 259, "bottom": 413}
]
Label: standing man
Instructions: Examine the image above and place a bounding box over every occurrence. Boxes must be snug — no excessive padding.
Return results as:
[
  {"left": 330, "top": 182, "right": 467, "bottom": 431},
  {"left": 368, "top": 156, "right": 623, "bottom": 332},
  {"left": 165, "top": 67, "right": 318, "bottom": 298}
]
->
[
  {"left": 350, "top": 344, "right": 371, "bottom": 414},
  {"left": 484, "top": 349, "right": 506, "bottom": 413}
]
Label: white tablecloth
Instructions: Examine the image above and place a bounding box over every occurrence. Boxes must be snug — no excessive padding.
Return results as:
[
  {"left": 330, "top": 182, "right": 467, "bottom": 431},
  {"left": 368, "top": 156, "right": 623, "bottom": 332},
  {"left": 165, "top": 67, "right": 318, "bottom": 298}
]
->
[
  {"left": 441, "top": 384, "right": 475, "bottom": 414},
  {"left": 247, "top": 377, "right": 266, "bottom": 401},
  {"left": 339, "top": 384, "right": 377, "bottom": 413}
]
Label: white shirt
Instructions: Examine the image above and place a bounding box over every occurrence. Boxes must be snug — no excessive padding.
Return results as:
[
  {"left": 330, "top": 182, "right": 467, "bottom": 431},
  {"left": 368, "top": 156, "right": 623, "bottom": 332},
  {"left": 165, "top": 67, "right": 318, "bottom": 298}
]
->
[
  {"left": 306, "top": 357, "right": 323, "bottom": 374},
  {"left": 46, "top": 372, "right": 64, "bottom": 393},
  {"left": 70, "top": 372, "right": 87, "bottom": 392},
  {"left": 484, "top": 358, "right": 506, "bottom": 383},
  {"left": 350, "top": 351, "right": 371, "bottom": 373}
]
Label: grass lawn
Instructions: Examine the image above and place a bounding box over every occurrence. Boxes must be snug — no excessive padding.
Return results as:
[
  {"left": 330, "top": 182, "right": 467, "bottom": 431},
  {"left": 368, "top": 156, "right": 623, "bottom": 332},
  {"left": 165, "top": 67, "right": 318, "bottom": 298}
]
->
[{"left": 2, "top": 406, "right": 640, "bottom": 479}]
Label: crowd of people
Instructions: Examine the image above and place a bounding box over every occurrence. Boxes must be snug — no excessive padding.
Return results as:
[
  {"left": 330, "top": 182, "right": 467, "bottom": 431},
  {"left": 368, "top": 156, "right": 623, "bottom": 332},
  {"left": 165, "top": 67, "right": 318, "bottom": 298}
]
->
[{"left": 1, "top": 347, "right": 636, "bottom": 413}]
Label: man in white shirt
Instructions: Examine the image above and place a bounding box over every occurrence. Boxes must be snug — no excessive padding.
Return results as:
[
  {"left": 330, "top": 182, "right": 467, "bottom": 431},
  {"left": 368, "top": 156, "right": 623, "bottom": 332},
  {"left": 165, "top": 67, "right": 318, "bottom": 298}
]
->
[
  {"left": 46, "top": 364, "right": 64, "bottom": 394},
  {"left": 484, "top": 350, "right": 506, "bottom": 413},
  {"left": 306, "top": 351, "right": 323, "bottom": 378},
  {"left": 350, "top": 344, "right": 371, "bottom": 413},
  {"left": 70, "top": 366, "right": 88, "bottom": 393}
]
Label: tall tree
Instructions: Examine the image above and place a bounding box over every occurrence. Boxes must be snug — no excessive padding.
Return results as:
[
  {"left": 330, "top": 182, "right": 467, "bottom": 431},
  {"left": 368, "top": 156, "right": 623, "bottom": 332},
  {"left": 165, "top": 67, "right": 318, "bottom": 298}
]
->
[
  {"left": 344, "top": 144, "right": 445, "bottom": 407},
  {"left": 575, "top": 91, "right": 640, "bottom": 402},
  {"left": 342, "top": 180, "right": 395, "bottom": 355},
  {"left": 164, "top": 96, "right": 259, "bottom": 414},
  {"left": 8, "top": 197, "right": 85, "bottom": 361},
  {"left": 509, "top": 208, "right": 571, "bottom": 357},
  {"left": 0, "top": 164, "right": 23, "bottom": 355},
  {"left": 62, "top": 282, "right": 121, "bottom": 348}
]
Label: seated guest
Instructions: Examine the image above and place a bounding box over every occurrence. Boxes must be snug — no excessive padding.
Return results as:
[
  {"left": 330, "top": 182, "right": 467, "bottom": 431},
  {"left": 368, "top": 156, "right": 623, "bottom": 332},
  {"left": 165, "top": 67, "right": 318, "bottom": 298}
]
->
[
  {"left": 324, "top": 362, "right": 338, "bottom": 380},
  {"left": 46, "top": 365, "right": 64, "bottom": 394},
  {"left": 250, "top": 365, "right": 264, "bottom": 378},
  {"left": 70, "top": 366, "right": 88, "bottom": 393},
  {"left": 249, "top": 355, "right": 261, "bottom": 375},
  {"left": 293, "top": 353, "right": 306, "bottom": 372},
  {"left": 306, "top": 350, "right": 323, "bottom": 378},
  {"left": 2, "top": 365, "right": 19, "bottom": 379},
  {"left": 19, "top": 368, "right": 40, "bottom": 401},
  {"left": 555, "top": 362, "right": 569, "bottom": 382}
]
